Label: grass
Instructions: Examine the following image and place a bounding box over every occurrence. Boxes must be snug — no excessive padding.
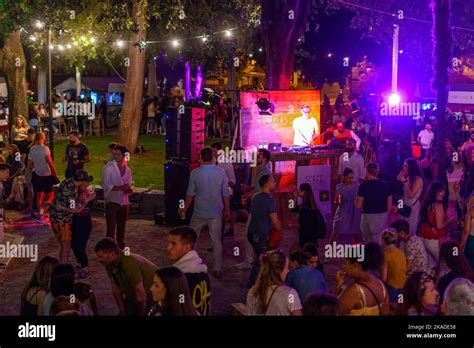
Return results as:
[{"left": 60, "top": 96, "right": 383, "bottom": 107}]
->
[{"left": 53, "top": 134, "right": 229, "bottom": 191}]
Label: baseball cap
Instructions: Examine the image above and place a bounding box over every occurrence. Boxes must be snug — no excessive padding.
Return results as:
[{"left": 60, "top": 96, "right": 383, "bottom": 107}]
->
[{"left": 73, "top": 170, "right": 93, "bottom": 182}]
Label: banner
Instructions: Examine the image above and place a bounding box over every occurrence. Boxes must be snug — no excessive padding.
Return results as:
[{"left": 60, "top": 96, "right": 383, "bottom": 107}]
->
[
  {"left": 240, "top": 90, "right": 320, "bottom": 148},
  {"left": 297, "top": 165, "right": 332, "bottom": 222}
]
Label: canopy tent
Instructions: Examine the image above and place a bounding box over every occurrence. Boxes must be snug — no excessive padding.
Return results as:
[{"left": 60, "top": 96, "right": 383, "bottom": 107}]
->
[
  {"left": 54, "top": 77, "right": 125, "bottom": 95},
  {"left": 448, "top": 84, "right": 474, "bottom": 112}
]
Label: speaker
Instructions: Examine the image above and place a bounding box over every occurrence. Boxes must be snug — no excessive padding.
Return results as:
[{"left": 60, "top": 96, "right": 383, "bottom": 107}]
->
[
  {"left": 166, "top": 107, "right": 205, "bottom": 162},
  {"left": 164, "top": 161, "right": 199, "bottom": 223},
  {"left": 164, "top": 161, "right": 190, "bottom": 223}
]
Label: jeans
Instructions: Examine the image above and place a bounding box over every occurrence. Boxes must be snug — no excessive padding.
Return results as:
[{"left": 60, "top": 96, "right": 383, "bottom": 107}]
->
[
  {"left": 360, "top": 212, "right": 387, "bottom": 244},
  {"left": 71, "top": 213, "right": 92, "bottom": 268},
  {"left": 247, "top": 232, "right": 269, "bottom": 289},
  {"left": 190, "top": 214, "right": 223, "bottom": 272},
  {"left": 422, "top": 238, "right": 440, "bottom": 273},
  {"left": 105, "top": 203, "right": 129, "bottom": 250}
]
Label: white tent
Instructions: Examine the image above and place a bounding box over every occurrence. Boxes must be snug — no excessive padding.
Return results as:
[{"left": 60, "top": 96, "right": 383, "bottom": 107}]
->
[{"left": 54, "top": 77, "right": 88, "bottom": 95}]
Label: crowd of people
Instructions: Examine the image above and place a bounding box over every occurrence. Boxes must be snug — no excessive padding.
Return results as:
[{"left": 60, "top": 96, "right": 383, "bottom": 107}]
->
[
  {"left": 1, "top": 91, "right": 473, "bottom": 317},
  {"left": 11, "top": 128, "right": 474, "bottom": 316}
]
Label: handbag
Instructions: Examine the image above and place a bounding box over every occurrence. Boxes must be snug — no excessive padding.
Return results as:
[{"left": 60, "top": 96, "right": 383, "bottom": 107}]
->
[
  {"left": 269, "top": 227, "right": 282, "bottom": 248},
  {"left": 397, "top": 198, "right": 419, "bottom": 218},
  {"left": 314, "top": 209, "right": 327, "bottom": 239}
]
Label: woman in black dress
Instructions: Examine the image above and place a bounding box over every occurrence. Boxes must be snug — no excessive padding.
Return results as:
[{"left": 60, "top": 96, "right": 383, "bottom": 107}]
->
[{"left": 292, "top": 183, "right": 326, "bottom": 248}]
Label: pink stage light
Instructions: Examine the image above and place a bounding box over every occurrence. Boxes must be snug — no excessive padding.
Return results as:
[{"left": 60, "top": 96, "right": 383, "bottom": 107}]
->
[{"left": 388, "top": 93, "right": 400, "bottom": 106}]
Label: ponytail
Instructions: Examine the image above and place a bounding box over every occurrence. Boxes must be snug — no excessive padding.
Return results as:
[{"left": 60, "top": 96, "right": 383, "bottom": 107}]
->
[{"left": 251, "top": 250, "right": 287, "bottom": 314}]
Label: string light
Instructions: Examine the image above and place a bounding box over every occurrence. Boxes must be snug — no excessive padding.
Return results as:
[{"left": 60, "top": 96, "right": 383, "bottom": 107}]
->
[
  {"left": 67, "top": 44, "right": 72, "bottom": 49},
  {"left": 336, "top": 0, "right": 474, "bottom": 33},
  {"left": 116, "top": 40, "right": 124, "bottom": 47},
  {"left": 201, "top": 36, "right": 208, "bottom": 42},
  {"left": 225, "top": 30, "right": 232, "bottom": 37},
  {"left": 32, "top": 65, "right": 37, "bottom": 69},
  {"left": 30, "top": 35, "right": 36, "bottom": 41},
  {"left": 35, "top": 21, "right": 44, "bottom": 29},
  {"left": 90, "top": 37, "right": 96, "bottom": 43},
  {"left": 171, "top": 40, "right": 180, "bottom": 47},
  {"left": 58, "top": 44, "right": 64, "bottom": 50}
]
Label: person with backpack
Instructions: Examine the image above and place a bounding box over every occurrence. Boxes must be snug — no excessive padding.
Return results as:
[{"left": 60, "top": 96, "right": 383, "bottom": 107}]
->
[{"left": 291, "top": 183, "right": 326, "bottom": 248}]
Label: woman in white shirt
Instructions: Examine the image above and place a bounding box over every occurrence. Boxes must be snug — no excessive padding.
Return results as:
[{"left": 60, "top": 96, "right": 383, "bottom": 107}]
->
[{"left": 246, "top": 250, "right": 302, "bottom": 316}]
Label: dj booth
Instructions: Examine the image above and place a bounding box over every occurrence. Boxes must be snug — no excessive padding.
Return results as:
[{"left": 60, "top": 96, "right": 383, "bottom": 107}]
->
[{"left": 259, "top": 146, "right": 345, "bottom": 227}]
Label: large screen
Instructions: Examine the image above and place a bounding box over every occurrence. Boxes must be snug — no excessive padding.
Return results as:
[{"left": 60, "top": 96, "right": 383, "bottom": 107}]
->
[{"left": 240, "top": 90, "right": 321, "bottom": 148}]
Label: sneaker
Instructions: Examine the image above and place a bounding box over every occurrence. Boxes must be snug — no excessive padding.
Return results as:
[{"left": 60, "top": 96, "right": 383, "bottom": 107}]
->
[
  {"left": 223, "top": 228, "right": 234, "bottom": 238},
  {"left": 34, "top": 216, "right": 49, "bottom": 225},
  {"left": 235, "top": 261, "right": 252, "bottom": 270}
]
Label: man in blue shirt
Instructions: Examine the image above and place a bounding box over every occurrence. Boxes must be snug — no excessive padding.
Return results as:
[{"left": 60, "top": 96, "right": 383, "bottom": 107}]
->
[
  {"left": 286, "top": 251, "right": 327, "bottom": 302},
  {"left": 178, "top": 147, "right": 230, "bottom": 279}
]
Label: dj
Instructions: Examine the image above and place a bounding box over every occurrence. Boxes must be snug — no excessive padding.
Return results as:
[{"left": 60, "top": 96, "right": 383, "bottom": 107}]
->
[
  {"left": 292, "top": 104, "right": 319, "bottom": 146},
  {"left": 325, "top": 122, "right": 361, "bottom": 150}
]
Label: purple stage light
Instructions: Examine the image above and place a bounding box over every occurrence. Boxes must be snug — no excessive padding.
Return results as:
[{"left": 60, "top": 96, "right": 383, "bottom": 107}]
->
[{"left": 388, "top": 93, "right": 400, "bottom": 106}]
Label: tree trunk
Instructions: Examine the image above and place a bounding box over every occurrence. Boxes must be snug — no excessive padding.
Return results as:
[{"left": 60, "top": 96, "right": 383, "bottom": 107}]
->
[
  {"left": 0, "top": 31, "right": 28, "bottom": 119},
  {"left": 261, "top": 0, "right": 311, "bottom": 90},
  {"left": 431, "top": 0, "right": 452, "bottom": 183},
  {"left": 119, "top": 0, "right": 148, "bottom": 152}
]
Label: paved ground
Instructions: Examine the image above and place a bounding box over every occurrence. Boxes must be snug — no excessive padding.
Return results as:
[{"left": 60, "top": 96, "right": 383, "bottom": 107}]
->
[{"left": 0, "top": 210, "right": 341, "bottom": 316}]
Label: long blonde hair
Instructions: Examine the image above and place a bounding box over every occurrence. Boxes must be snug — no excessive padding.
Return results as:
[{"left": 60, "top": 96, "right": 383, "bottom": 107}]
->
[
  {"left": 14, "top": 115, "right": 28, "bottom": 129},
  {"left": 251, "top": 250, "right": 287, "bottom": 314}
]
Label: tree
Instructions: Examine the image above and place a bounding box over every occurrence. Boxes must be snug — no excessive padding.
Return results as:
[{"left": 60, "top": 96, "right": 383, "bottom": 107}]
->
[
  {"left": 329, "top": 0, "right": 474, "bottom": 97},
  {"left": 431, "top": 0, "right": 452, "bottom": 182},
  {"left": 119, "top": 0, "right": 148, "bottom": 151},
  {"left": 0, "top": 0, "right": 31, "bottom": 119},
  {"left": 0, "top": 31, "right": 28, "bottom": 118},
  {"left": 261, "top": 0, "right": 311, "bottom": 89}
]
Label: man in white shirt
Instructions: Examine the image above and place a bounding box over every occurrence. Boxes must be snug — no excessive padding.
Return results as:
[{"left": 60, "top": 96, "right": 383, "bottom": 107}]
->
[
  {"left": 418, "top": 122, "right": 434, "bottom": 157},
  {"left": 338, "top": 138, "right": 365, "bottom": 184},
  {"left": 292, "top": 105, "right": 319, "bottom": 146},
  {"left": 101, "top": 145, "right": 133, "bottom": 249}
]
